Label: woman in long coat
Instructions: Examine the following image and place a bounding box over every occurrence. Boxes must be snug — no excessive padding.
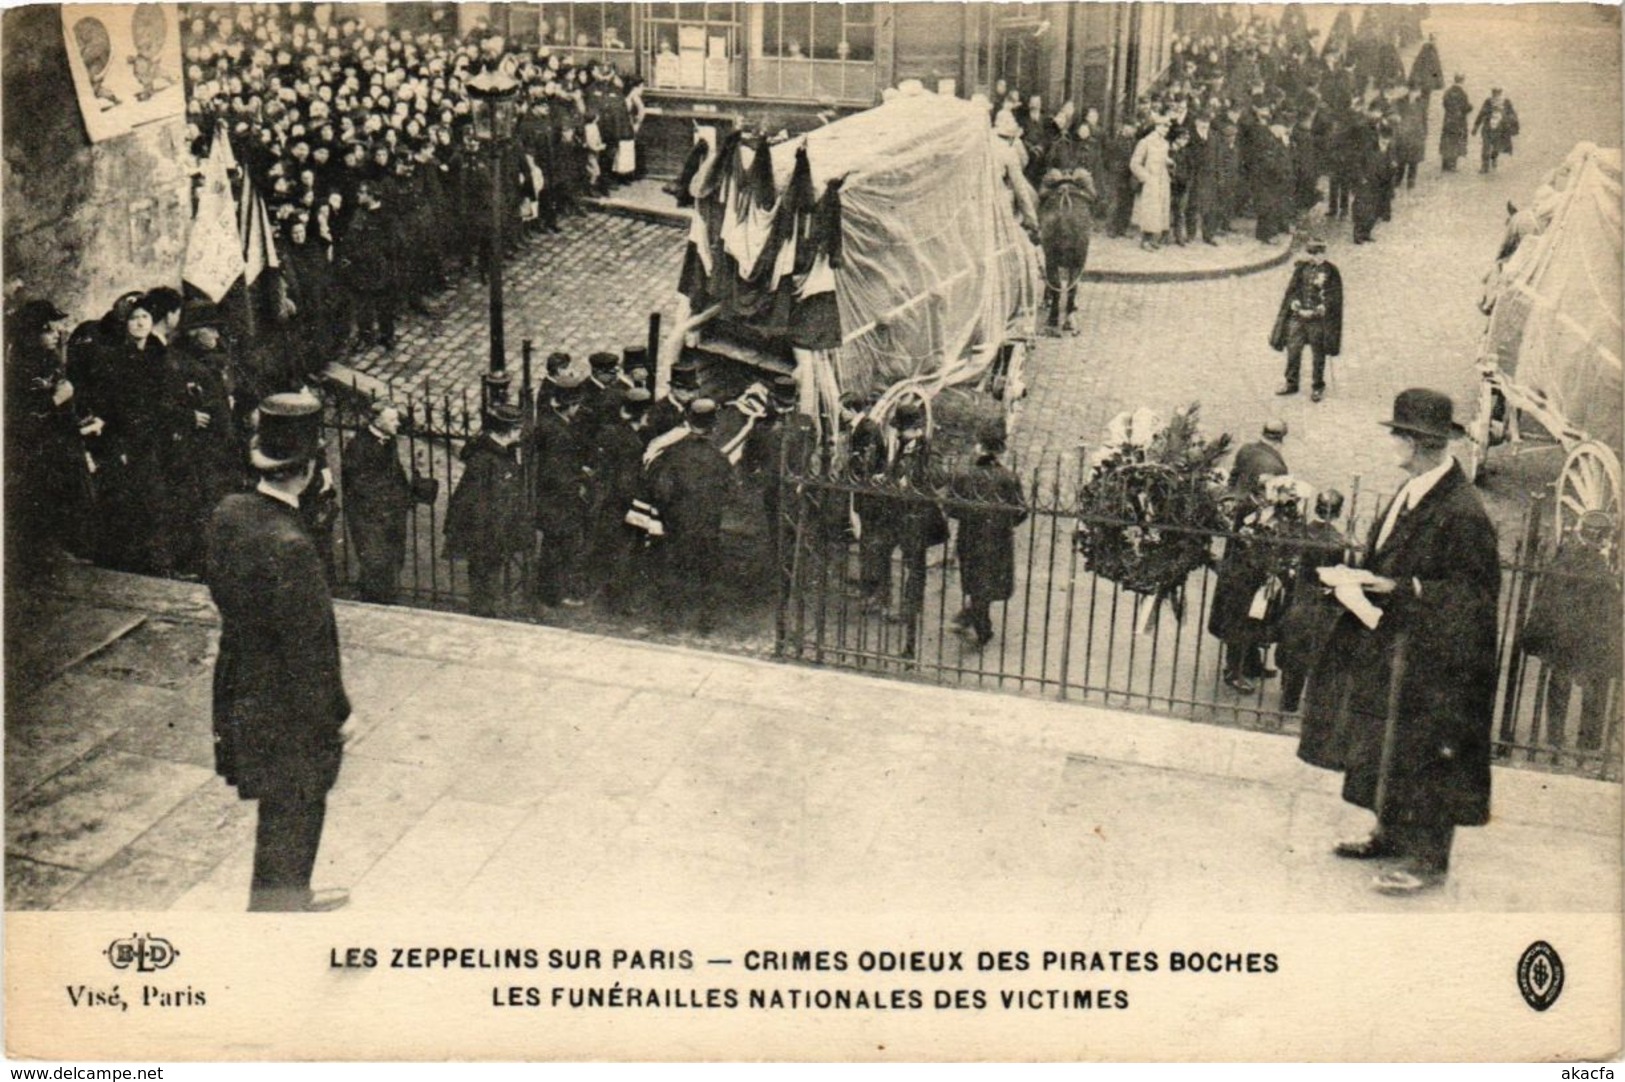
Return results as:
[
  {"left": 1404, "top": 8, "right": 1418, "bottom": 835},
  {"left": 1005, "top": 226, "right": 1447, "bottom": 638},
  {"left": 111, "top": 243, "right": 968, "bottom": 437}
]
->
[{"left": 1130, "top": 117, "right": 1173, "bottom": 250}]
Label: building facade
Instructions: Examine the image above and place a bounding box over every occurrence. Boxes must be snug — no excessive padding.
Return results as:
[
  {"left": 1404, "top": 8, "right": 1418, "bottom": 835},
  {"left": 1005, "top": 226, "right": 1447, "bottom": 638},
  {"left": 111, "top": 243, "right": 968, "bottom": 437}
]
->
[{"left": 440, "top": 3, "right": 1183, "bottom": 173}]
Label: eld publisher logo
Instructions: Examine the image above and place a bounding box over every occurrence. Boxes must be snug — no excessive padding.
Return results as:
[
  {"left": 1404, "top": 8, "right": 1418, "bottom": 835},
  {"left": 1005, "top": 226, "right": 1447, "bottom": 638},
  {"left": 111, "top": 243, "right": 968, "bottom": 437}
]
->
[
  {"left": 104, "top": 933, "right": 179, "bottom": 973},
  {"left": 1517, "top": 940, "right": 1564, "bottom": 1012}
]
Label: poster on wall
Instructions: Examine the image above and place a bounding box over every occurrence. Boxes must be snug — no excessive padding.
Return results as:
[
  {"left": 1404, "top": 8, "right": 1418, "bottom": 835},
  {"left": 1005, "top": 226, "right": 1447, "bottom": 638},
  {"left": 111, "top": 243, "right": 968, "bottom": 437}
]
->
[{"left": 60, "top": 3, "right": 186, "bottom": 143}]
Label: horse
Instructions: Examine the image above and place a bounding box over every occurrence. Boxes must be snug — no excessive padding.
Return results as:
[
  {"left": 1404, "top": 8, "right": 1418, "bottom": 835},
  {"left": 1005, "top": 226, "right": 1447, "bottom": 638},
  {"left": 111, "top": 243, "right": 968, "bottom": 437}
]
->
[{"left": 1038, "top": 168, "right": 1096, "bottom": 337}]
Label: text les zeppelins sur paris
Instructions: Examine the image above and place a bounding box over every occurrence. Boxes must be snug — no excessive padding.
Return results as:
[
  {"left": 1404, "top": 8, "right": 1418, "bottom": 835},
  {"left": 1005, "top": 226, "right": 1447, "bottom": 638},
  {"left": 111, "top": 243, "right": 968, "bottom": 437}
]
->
[{"left": 329, "top": 945, "right": 1280, "bottom": 1011}]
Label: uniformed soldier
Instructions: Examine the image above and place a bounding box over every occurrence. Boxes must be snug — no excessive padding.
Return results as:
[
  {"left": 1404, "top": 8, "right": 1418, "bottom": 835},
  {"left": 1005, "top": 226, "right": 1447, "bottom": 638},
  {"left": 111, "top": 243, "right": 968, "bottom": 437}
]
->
[{"left": 1270, "top": 239, "right": 1344, "bottom": 401}]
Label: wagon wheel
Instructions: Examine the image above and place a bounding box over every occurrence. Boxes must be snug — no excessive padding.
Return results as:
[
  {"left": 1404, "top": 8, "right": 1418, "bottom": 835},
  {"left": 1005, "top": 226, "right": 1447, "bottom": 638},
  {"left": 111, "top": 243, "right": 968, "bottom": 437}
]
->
[{"left": 1554, "top": 440, "right": 1622, "bottom": 544}]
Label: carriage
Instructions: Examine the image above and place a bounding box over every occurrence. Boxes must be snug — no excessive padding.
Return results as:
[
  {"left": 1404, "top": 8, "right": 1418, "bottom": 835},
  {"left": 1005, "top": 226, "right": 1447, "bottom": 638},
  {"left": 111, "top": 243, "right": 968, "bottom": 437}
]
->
[
  {"left": 1467, "top": 141, "right": 1623, "bottom": 549},
  {"left": 657, "top": 86, "right": 1042, "bottom": 453}
]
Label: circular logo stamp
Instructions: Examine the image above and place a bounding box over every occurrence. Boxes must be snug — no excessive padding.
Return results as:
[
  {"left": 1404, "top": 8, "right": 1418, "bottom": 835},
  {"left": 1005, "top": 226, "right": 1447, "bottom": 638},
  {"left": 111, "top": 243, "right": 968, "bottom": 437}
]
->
[{"left": 1517, "top": 940, "right": 1564, "bottom": 1012}]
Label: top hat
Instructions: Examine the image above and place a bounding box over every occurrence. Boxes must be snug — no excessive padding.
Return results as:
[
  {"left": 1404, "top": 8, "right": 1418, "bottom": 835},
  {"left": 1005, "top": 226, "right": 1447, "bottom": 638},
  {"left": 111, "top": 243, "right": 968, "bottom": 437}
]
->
[
  {"left": 622, "top": 344, "right": 649, "bottom": 368},
  {"left": 1379, "top": 388, "right": 1466, "bottom": 441},
  {"left": 670, "top": 356, "right": 703, "bottom": 389},
  {"left": 250, "top": 391, "right": 324, "bottom": 471}
]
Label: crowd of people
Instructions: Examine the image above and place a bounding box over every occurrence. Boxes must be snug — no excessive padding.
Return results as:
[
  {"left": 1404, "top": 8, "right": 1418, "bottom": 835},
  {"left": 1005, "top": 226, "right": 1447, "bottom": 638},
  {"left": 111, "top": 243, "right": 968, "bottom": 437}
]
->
[
  {"left": 181, "top": 3, "right": 645, "bottom": 383},
  {"left": 984, "top": 4, "right": 1505, "bottom": 259}
]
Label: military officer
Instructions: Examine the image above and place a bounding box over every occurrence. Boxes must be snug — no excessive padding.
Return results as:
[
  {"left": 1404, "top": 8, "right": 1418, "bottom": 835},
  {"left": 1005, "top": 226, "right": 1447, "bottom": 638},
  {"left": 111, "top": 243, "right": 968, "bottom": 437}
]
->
[{"left": 1271, "top": 238, "right": 1344, "bottom": 401}]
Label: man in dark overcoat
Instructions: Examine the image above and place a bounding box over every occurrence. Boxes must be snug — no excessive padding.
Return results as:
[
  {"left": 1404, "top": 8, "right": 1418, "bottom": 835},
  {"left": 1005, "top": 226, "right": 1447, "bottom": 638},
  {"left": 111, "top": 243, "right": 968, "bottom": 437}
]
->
[
  {"left": 529, "top": 360, "right": 592, "bottom": 608},
  {"left": 1409, "top": 33, "right": 1444, "bottom": 103},
  {"left": 340, "top": 400, "right": 420, "bottom": 604},
  {"left": 1277, "top": 488, "right": 1350, "bottom": 712},
  {"left": 644, "top": 397, "right": 735, "bottom": 633},
  {"left": 164, "top": 318, "right": 243, "bottom": 577},
  {"left": 1298, "top": 389, "right": 1500, "bottom": 895},
  {"left": 588, "top": 386, "right": 653, "bottom": 613},
  {"left": 1439, "top": 74, "right": 1473, "bottom": 172},
  {"left": 444, "top": 401, "right": 530, "bottom": 617},
  {"left": 943, "top": 423, "right": 1028, "bottom": 650},
  {"left": 207, "top": 391, "right": 352, "bottom": 912},
  {"left": 1271, "top": 239, "right": 1344, "bottom": 401}
]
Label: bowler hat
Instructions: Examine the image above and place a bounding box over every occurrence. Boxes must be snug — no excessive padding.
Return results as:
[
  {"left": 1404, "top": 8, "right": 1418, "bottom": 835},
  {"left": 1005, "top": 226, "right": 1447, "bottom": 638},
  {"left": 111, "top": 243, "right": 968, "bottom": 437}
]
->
[
  {"left": 1379, "top": 388, "right": 1466, "bottom": 441},
  {"left": 250, "top": 391, "right": 323, "bottom": 470},
  {"left": 1262, "top": 418, "right": 1289, "bottom": 440}
]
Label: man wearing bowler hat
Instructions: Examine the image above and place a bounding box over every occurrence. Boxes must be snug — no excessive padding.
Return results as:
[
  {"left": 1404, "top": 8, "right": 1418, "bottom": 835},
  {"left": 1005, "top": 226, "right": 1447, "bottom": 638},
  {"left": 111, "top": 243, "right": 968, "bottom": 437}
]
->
[
  {"left": 1270, "top": 237, "right": 1343, "bottom": 402},
  {"left": 207, "top": 392, "right": 352, "bottom": 912},
  {"left": 1297, "top": 389, "right": 1499, "bottom": 895}
]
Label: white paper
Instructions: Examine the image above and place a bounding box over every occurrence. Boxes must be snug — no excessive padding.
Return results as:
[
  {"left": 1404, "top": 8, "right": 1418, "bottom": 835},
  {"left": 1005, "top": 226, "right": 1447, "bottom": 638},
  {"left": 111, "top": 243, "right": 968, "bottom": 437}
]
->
[{"left": 1332, "top": 583, "right": 1384, "bottom": 630}]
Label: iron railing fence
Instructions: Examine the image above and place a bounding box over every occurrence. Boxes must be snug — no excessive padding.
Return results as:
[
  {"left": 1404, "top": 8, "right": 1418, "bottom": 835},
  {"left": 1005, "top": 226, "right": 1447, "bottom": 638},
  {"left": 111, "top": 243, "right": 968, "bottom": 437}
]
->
[
  {"left": 774, "top": 454, "right": 1622, "bottom": 782},
  {"left": 309, "top": 374, "right": 1620, "bottom": 783}
]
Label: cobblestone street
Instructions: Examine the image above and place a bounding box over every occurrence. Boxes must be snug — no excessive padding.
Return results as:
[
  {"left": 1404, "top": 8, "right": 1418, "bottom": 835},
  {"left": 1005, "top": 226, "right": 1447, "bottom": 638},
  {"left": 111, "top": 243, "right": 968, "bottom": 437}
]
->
[
  {"left": 351, "top": 211, "right": 686, "bottom": 392},
  {"left": 1015, "top": 6, "right": 1622, "bottom": 528}
]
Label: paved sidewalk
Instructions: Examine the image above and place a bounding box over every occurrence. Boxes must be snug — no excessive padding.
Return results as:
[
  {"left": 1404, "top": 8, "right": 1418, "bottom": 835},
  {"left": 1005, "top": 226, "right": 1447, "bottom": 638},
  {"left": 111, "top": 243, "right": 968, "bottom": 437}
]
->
[{"left": 6, "top": 566, "right": 1617, "bottom": 915}]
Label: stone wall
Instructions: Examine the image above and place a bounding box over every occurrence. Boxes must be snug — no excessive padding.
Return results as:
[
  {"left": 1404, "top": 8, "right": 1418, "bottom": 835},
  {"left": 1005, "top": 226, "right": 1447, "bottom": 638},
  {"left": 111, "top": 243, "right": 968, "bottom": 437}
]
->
[{"left": 2, "top": 4, "right": 192, "bottom": 322}]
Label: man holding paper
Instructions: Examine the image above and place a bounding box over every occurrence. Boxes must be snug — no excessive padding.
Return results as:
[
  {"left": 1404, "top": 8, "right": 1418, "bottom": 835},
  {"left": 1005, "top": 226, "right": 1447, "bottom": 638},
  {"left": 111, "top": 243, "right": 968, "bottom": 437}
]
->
[{"left": 1296, "top": 389, "right": 1500, "bottom": 896}]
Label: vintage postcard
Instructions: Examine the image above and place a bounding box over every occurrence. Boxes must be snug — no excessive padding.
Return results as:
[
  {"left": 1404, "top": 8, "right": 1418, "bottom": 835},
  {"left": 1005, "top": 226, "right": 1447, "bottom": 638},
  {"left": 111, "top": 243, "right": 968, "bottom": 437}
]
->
[{"left": 4, "top": 0, "right": 1620, "bottom": 1064}]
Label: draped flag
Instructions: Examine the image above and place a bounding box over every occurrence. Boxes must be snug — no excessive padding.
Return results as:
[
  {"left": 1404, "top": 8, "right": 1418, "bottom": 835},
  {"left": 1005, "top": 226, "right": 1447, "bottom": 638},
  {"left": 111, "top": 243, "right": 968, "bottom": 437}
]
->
[
  {"left": 238, "top": 171, "right": 280, "bottom": 286},
  {"left": 182, "top": 129, "right": 244, "bottom": 303}
]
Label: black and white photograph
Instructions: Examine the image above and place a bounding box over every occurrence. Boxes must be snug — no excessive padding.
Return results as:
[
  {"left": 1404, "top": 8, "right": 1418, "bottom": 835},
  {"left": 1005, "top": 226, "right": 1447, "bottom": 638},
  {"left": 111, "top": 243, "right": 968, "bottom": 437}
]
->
[{"left": 2, "top": 0, "right": 1621, "bottom": 1064}]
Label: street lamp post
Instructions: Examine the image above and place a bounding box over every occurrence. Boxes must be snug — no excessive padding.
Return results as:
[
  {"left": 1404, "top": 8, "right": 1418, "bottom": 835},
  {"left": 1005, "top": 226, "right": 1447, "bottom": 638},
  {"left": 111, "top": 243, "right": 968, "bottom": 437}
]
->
[{"left": 467, "top": 62, "right": 522, "bottom": 416}]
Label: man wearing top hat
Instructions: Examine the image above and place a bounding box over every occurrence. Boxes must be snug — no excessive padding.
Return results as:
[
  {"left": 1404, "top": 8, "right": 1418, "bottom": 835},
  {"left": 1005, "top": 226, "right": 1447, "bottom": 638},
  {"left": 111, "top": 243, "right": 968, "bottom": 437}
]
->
[
  {"left": 207, "top": 391, "right": 352, "bottom": 912},
  {"left": 1297, "top": 389, "right": 1499, "bottom": 895},
  {"left": 1270, "top": 238, "right": 1343, "bottom": 401},
  {"left": 646, "top": 355, "right": 703, "bottom": 440}
]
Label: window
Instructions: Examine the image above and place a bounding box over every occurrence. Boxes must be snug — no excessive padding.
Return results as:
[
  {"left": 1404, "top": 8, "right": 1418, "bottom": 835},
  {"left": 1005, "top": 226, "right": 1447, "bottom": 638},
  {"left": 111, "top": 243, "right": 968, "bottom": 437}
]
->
[
  {"left": 644, "top": 1, "right": 741, "bottom": 92},
  {"left": 761, "top": 2, "right": 872, "bottom": 61},
  {"left": 748, "top": 3, "right": 877, "bottom": 103},
  {"left": 518, "top": 3, "right": 636, "bottom": 60}
]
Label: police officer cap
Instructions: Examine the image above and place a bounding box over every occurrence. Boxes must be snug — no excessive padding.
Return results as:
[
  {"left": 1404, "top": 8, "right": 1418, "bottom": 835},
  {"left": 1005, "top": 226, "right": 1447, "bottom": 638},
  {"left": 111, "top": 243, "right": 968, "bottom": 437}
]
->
[
  {"left": 485, "top": 400, "right": 522, "bottom": 429},
  {"left": 891, "top": 399, "right": 926, "bottom": 429},
  {"left": 1579, "top": 510, "right": 1615, "bottom": 539},
  {"left": 250, "top": 391, "right": 323, "bottom": 471},
  {"left": 770, "top": 374, "right": 799, "bottom": 407},
  {"left": 1262, "top": 418, "right": 1288, "bottom": 440},
  {"left": 686, "top": 397, "right": 719, "bottom": 429},
  {"left": 588, "top": 350, "right": 620, "bottom": 374},
  {"left": 551, "top": 356, "right": 591, "bottom": 391}
]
